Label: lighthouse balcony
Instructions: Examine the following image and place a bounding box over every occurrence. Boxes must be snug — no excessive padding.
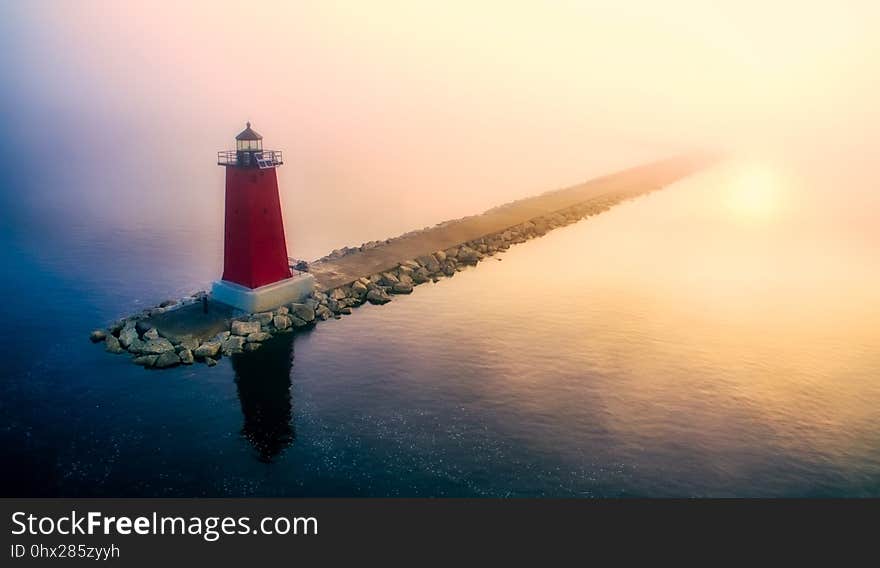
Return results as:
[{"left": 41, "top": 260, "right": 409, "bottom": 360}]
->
[{"left": 217, "top": 150, "right": 283, "bottom": 169}]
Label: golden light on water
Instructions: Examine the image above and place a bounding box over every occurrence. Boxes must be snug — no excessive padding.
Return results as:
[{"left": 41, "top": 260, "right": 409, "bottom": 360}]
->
[{"left": 723, "top": 165, "right": 786, "bottom": 222}]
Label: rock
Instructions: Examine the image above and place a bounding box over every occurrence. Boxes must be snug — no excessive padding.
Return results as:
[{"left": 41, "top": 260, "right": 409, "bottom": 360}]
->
[
  {"left": 330, "top": 287, "right": 348, "bottom": 301},
  {"left": 251, "top": 312, "right": 274, "bottom": 326},
  {"left": 289, "top": 303, "right": 316, "bottom": 322},
  {"left": 417, "top": 255, "right": 441, "bottom": 273},
  {"left": 276, "top": 306, "right": 289, "bottom": 315},
  {"left": 159, "top": 299, "right": 177, "bottom": 308},
  {"left": 243, "top": 342, "right": 262, "bottom": 352},
  {"left": 154, "top": 351, "right": 180, "bottom": 368},
  {"left": 401, "top": 259, "right": 421, "bottom": 270},
  {"left": 231, "top": 320, "right": 261, "bottom": 336},
  {"left": 118, "top": 326, "right": 139, "bottom": 348},
  {"left": 350, "top": 281, "right": 368, "bottom": 299},
  {"left": 433, "top": 249, "right": 447, "bottom": 262},
  {"left": 108, "top": 320, "right": 125, "bottom": 335},
  {"left": 135, "top": 320, "right": 153, "bottom": 336},
  {"left": 132, "top": 355, "right": 158, "bottom": 367},
  {"left": 89, "top": 329, "right": 106, "bottom": 343},
  {"left": 293, "top": 259, "right": 310, "bottom": 272},
  {"left": 222, "top": 335, "right": 246, "bottom": 354},
  {"left": 104, "top": 335, "right": 124, "bottom": 354},
  {"left": 391, "top": 282, "right": 414, "bottom": 294},
  {"left": 337, "top": 306, "right": 352, "bottom": 315},
  {"left": 397, "top": 273, "right": 413, "bottom": 285},
  {"left": 143, "top": 328, "right": 159, "bottom": 340},
  {"left": 246, "top": 332, "right": 271, "bottom": 343},
  {"left": 379, "top": 272, "right": 400, "bottom": 286},
  {"left": 315, "top": 305, "right": 334, "bottom": 320},
  {"left": 291, "top": 315, "right": 310, "bottom": 327},
  {"left": 177, "top": 336, "right": 200, "bottom": 351},
  {"left": 142, "top": 338, "right": 175, "bottom": 355},
  {"left": 273, "top": 314, "right": 291, "bottom": 330},
  {"left": 457, "top": 246, "right": 480, "bottom": 265},
  {"left": 214, "top": 331, "right": 231, "bottom": 342},
  {"left": 204, "top": 357, "right": 217, "bottom": 367},
  {"left": 193, "top": 341, "right": 221, "bottom": 359},
  {"left": 127, "top": 338, "right": 147, "bottom": 354},
  {"left": 412, "top": 268, "right": 431, "bottom": 284},
  {"left": 178, "top": 349, "right": 194, "bottom": 365},
  {"left": 366, "top": 288, "right": 392, "bottom": 305}
]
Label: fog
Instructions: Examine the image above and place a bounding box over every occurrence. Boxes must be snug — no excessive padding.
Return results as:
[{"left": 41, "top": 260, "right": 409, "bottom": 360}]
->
[{"left": 2, "top": 1, "right": 878, "bottom": 259}]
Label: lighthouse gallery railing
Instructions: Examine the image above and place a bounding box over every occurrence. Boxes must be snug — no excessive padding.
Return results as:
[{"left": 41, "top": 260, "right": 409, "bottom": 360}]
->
[{"left": 217, "top": 150, "right": 283, "bottom": 168}]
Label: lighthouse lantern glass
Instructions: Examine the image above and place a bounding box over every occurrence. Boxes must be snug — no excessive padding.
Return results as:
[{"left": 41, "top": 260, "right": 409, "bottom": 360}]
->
[{"left": 237, "top": 139, "right": 262, "bottom": 152}]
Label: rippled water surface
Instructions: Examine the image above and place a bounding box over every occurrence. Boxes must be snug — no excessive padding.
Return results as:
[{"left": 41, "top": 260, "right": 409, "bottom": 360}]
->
[{"left": 2, "top": 160, "right": 879, "bottom": 497}]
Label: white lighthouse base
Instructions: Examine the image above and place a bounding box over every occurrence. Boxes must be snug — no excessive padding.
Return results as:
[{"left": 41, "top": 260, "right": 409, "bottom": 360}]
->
[{"left": 211, "top": 273, "right": 315, "bottom": 313}]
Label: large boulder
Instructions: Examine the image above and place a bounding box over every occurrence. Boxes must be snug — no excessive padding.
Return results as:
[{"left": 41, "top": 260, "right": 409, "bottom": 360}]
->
[
  {"left": 289, "top": 302, "right": 316, "bottom": 322},
  {"left": 118, "top": 326, "right": 139, "bottom": 348},
  {"left": 127, "top": 338, "right": 147, "bottom": 354},
  {"left": 457, "top": 246, "right": 480, "bottom": 265},
  {"left": 291, "top": 315, "right": 310, "bottom": 328},
  {"left": 154, "top": 351, "right": 181, "bottom": 369},
  {"left": 315, "top": 305, "right": 334, "bottom": 320},
  {"left": 193, "top": 341, "right": 221, "bottom": 359},
  {"left": 379, "top": 272, "right": 400, "bottom": 286},
  {"left": 89, "top": 329, "right": 106, "bottom": 343},
  {"left": 251, "top": 312, "right": 274, "bottom": 326},
  {"left": 231, "top": 320, "right": 261, "bottom": 336},
  {"left": 330, "top": 288, "right": 348, "bottom": 301},
  {"left": 391, "top": 282, "right": 414, "bottom": 294},
  {"left": 273, "top": 314, "right": 291, "bottom": 330},
  {"left": 412, "top": 268, "right": 431, "bottom": 284},
  {"left": 246, "top": 332, "right": 271, "bottom": 343},
  {"left": 132, "top": 355, "right": 158, "bottom": 367},
  {"left": 433, "top": 250, "right": 447, "bottom": 262},
  {"left": 177, "top": 336, "right": 200, "bottom": 351},
  {"left": 141, "top": 338, "right": 175, "bottom": 355},
  {"left": 178, "top": 349, "right": 194, "bottom": 365},
  {"left": 349, "top": 281, "right": 368, "bottom": 300},
  {"left": 104, "top": 335, "right": 124, "bottom": 354},
  {"left": 222, "top": 335, "right": 246, "bottom": 355},
  {"left": 142, "top": 328, "right": 159, "bottom": 340},
  {"left": 416, "top": 255, "right": 441, "bottom": 273},
  {"left": 366, "top": 288, "right": 392, "bottom": 305}
]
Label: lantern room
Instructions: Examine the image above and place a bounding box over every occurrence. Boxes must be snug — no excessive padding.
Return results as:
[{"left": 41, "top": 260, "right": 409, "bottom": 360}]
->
[{"left": 235, "top": 122, "right": 263, "bottom": 152}]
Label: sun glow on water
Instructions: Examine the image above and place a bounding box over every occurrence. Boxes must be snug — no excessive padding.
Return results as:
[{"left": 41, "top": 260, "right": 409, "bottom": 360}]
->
[{"left": 723, "top": 165, "right": 787, "bottom": 223}]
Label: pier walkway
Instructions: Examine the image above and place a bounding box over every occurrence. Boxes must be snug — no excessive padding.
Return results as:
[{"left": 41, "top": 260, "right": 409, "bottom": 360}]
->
[{"left": 309, "top": 154, "right": 711, "bottom": 290}]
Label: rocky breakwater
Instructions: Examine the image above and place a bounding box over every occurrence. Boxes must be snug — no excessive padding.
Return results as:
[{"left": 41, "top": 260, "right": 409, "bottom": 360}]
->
[
  {"left": 310, "top": 191, "right": 636, "bottom": 313},
  {"left": 90, "top": 160, "right": 699, "bottom": 371},
  {"left": 91, "top": 298, "right": 319, "bottom": 369}
]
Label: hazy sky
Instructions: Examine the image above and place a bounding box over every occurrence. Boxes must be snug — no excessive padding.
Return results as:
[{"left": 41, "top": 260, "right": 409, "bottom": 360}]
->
[{"left": 2, "top": 1, "right": 878, "bottom": 258}]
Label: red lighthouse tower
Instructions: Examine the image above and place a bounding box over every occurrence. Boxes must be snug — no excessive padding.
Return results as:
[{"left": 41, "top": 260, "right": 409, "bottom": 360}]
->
[{"left": 211, "top": 123, "right": 314, "bottom": 313}]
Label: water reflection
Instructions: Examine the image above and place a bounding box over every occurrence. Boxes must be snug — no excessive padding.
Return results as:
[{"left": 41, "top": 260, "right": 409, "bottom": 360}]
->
[{"left": 231, "top": 333, "right": 296, "bottom": 463}]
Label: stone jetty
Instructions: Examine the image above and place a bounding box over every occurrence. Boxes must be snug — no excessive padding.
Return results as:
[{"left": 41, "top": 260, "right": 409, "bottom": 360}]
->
[{"left": 90, "top": 154, "right": 714, "bottom": 369}]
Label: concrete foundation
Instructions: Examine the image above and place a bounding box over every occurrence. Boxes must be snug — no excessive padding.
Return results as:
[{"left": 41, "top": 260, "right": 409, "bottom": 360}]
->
[{"left": 211, "top": 273, "right": 315, "bottom": 313}]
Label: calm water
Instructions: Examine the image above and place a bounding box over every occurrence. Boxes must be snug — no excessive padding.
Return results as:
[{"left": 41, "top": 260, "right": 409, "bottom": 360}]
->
[{"left": 2, "top": 160, "right": 879, "bottom": 497}]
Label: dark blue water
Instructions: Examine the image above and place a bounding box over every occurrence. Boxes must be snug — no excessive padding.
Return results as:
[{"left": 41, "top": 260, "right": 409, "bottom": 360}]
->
[{"left": 2, "top": 159, "right": 880, "bottom": 497}]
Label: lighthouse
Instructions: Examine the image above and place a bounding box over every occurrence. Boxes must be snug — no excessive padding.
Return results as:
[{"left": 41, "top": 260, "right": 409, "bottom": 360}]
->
[{"left": 211, "top": 123, "right": 314, "bottom": 312}]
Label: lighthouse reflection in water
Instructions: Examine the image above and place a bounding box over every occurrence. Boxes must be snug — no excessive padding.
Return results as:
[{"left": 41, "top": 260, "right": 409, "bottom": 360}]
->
[{"left": 231, "top": 334, "right": 296, "bottom": 463}]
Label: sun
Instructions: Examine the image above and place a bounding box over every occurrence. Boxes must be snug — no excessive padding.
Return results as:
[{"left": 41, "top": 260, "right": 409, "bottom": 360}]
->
[{"left": 724, "top": 165, "right": 784, "bottom": 222}]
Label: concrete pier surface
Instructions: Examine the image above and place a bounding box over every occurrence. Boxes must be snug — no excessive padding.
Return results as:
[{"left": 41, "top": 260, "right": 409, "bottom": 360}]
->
[{"left": 309, "top": 154, "right": 713, "bottom": 291}]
